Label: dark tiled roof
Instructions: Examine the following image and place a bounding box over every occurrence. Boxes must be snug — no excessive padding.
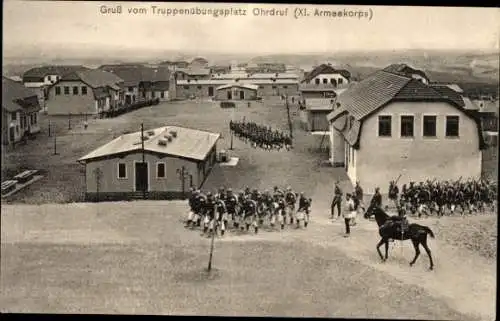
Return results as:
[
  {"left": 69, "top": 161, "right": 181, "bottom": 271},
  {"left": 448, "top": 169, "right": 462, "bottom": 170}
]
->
[
  {"left": 2, "top": 76, "right": 40, "bottom": 113},
  {"left": 382, "top": 63, "right": 429, "bottom": 82},
  {"left": 152, "top": 81, "right": 170, "bottom": 91},
  {"left": 429, "top": 84, "right": 466, "bottom": 108},
  {"left": 98, "top": 66, "right": 170, "bottom": 86},
  {"left": 23, "top": 65, "right": 90, "bottom": 82},
  {"left": 326, "top": 69, "right": 485, "bottom": 149},
  {"left": 302, "top": 64, "right": 351, "bottom": 83},
  {"left": 61, "top": 69, "right": 124, "bottom": 88}
]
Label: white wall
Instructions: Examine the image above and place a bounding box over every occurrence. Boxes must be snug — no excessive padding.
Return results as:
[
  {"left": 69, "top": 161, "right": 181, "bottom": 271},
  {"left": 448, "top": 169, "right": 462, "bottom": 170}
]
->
[{"left": 356, "top": 101, "right": 482, "bottom": 193}]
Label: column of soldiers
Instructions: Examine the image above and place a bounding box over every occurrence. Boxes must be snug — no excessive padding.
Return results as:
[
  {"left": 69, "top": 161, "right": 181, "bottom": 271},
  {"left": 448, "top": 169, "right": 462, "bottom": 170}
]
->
[
  {"left": 229, "top": 120, "right": 293, "bottom": 151},
  {"left": 387, "top": 178, "right": 497, "bottom": 217},
  {"left": 184, "top": 186, "right": 313, "bottom": 237}
]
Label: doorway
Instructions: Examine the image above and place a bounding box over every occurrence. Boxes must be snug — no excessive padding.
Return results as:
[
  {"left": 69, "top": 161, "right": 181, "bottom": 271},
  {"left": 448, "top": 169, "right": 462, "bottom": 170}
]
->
[
  {"left": 208, "top": 86, "right": 214, "bottom": 97},
  {"left": 227, "top": 91, "right": 232, "bottom": 100},
  {"left": 135, "top": 162, "right": 148, "bottom": 192},
  {"left": 240, "top": 90, "right": 245, "bottom": 100}
]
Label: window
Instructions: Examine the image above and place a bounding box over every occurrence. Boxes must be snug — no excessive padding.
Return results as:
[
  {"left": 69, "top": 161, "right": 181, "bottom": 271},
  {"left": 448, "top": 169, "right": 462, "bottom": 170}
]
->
[
  {"left": 338, "top": 78, "right": 343, "bottom": 85},
  {"left": 400, "top": 115, "right": 414, "bottom": 137},
  {"left": 423, "top": 115, "right": 437, "bottom": 137},
  {"left": 73, "top": 86, "right": 79, "bottom": 95},
  {"left": 446, "top": 116, "right": 460, "bottom": 137},
  {"left": 152, "top": 92, "right": 156, "bottom": 98},
  {"left": 322, "top": 78, "right": 328, "bottom": 84},
  {"left": 315, "top": 79, "right": 320, "bottom": 85},
  {"left": 161, "top": 92, "right": 165, "bottom": 98},
  {"left": 197, "top": 85, "right": 202, "bottom": 89},
  {"left": 55, "top": 86, "right": 61, "bottom": 95},
  {"left": 11, "top": 112, "right": 17, "bottom": 121},
  {"left": 31, "top": 113, "right": 38, "bottom": 125},
  {"left": 128, "top": 87, "right": 134, "bottom": 92},
  {"left": 117, "top": 163, "right": 127, "bottom": 179},
  {"left": 183, "top": 85, "right": 189, "bottom": 90},
  {"left": 272, "top": 86, "right": 277, "bottom": 89},
  {"left": 283, "top": 85, "right": 288, "bottom": 89},
  {"left": 81, "top": 86, "right": 87, "bottom": 95},
  {"left": 157, "top": 163, "right": 166, "bottom": 179},
  {"left": 64, "top": 86, "right": 70, "bottom": 95},
  {"left": 378, "top": 115, "right": 392, "bottom": 137}
]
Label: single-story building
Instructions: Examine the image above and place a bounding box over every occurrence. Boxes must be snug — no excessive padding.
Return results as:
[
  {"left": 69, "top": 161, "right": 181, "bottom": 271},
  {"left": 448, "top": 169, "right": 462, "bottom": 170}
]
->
[
  {"left": 176, "top": 79, "right": 299, "bottom": 99},
  {"left": 214, "top": 84, "right": 258, "bottom": 100},
  {"left": 46, "top": 69, "right": 125, "bottom": 115},
  {"left": 78, "top": 125, "right": 220, "bottom": 201},
  {"left": 2, "top": 76, "right": 42, "bottom": 145},
  {"left": 300, "top": 98, "right": 335, "bottom": 132},
  {"left": 326, "top": 66, "right": 486, "bottom": 194}
]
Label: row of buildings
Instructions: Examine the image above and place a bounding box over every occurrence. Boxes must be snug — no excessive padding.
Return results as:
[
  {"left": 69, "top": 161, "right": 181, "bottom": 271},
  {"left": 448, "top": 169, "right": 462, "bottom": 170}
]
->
[{"left": 10, "top": 61, "right": 352, "bottom": 116}]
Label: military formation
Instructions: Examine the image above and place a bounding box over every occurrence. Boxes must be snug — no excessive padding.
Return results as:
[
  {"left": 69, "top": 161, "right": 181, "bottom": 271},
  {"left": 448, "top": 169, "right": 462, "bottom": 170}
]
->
[
  {"left": 229, "top": 120, "right": 293, "bottom": 151},
  {"left": 387, "top": 178, "right": 497, "bottom": 217},
  {"left": 185, "top": 186, "right": 312, "bottom": 237}
]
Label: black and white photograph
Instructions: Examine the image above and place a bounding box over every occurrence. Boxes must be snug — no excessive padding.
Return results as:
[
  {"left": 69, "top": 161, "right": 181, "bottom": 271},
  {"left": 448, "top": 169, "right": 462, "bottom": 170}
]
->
[{"left": 1, "top": 1, "right": 498, "bottom": 319}]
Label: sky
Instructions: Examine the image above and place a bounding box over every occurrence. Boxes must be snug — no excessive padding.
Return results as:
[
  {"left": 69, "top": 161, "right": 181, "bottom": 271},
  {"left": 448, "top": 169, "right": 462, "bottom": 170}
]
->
[{"left": 3, "top": 1, "right": 500, "bottom": 55}]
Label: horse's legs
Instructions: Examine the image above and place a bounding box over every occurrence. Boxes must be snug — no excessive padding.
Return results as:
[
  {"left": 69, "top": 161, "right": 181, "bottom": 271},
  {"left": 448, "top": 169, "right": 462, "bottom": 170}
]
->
[
  {"left": 422, "top": 236, "right": 434, "bottom": 270},
  {"left": 409, "top": 238, "right": 420, "bottom": 266},
  {"left": 376, "top": 238, "right": 386, "bottom": 261},
  {"left": 384, "top": 240, "right": 389, "bottom": 260}
]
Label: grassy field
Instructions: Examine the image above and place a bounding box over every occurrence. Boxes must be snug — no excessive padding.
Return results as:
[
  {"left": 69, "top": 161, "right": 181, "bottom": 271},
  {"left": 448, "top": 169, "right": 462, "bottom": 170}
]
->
[{"left": 1, "top": 201, "right": 496, "bottom": 319}]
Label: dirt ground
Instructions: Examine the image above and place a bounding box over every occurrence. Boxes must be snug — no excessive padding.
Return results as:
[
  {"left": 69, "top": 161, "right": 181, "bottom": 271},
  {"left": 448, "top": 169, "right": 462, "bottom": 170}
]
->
[{"left": 0, "top": 201, "right": 496, "bottom": 319}]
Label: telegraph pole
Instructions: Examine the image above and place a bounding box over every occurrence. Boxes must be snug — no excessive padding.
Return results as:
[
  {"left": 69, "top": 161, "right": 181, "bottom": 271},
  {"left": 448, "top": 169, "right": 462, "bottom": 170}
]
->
[
  {"left": 207, "top": 222, "right": 216, "bottom": 272},
  {"left": 285, "top": 95, "right": 293, "bottom": 139},
  {"left": 141, "top": 123, "right": 146, "bottom": 200},
  {"left": 48, "top": 120, "right": 51, "bottom": 137},
  {"left": 53, "top": 125, "right": 58, "bottom": 155}
]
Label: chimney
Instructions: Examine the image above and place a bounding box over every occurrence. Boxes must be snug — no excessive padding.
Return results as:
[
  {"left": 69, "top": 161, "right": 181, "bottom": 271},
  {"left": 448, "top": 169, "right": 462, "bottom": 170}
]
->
[{"left": 158, "top": 139, "right": 168, "bottom": 146}]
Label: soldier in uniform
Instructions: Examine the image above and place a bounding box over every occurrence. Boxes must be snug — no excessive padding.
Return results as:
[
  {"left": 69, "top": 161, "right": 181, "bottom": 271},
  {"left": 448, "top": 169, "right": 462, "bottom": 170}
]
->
[
  {"left": 388, "top": 180, "right": 399, "bottom": 207},
  {"left": 243, "top": 195, "right": 259, "bottom": 234},
  {"left": 215, "top": 197, "right": 228, "bottom": 236},
  {"left": 226, "top": 188, "right": 239, "bottom": 228},
  {"left": 186, "top": 187, "right": 199, "bottom": 228},
  {"left": 331, "top": 182, "right": 343, "bottom": 220},
  {"left": 195, "top": 190, "right": 207, "bottom": 227},
  {"left": 285, "top": 186, "right": 297, "bottom": 225},
  {"left": 370, "top": 187, "right": 383, "bottom": 209},
  {"left": 204, "top": 192, "right": 217, "bottom": 236},
  {"left": 297, "top": 192, "right": 312, "bottom": 228},
  {"left": 354, "top": 181, "right": 365, "bottom": 213}
]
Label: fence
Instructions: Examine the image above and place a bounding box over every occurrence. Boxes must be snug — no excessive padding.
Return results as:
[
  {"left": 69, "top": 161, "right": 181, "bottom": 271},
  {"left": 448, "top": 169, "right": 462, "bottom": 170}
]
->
[{"left": 102, "top": 98, "right": 160, "bottom": 118}]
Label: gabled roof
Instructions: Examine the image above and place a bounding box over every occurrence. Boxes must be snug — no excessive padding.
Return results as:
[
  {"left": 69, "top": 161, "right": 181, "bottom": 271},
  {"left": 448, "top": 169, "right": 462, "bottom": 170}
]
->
[
  {"left": 61, "top": 69, "right": 124, "bottom": 88},
  {"left": 382, "top": 63, "right": 429, "bottom": 82},
  {"left": 99, "top": 66, "right": 170, "bottom": 86},
  {"left": 78, "top": 126, "right": 220, "bottom": 163},
  {"left": 23, "top": 65, "right": 90, "bottom": 82},
  {"left": 216, "top": 84, "right": 258, "bottom": 91},
  {"left": 2, "top": 76, "right": 41, "bottom": 113},
  {"left": 191, "top": 57, "right": 209, "bottom": 64},
  {"left": 429, "top": 84, "right": 465, "bottom": 108},
  {"left": 302, "top": 64, "right": 351, "bottom": 83},
  {"left": 326, "top": 68, "right": 485, "bottom": 149}
]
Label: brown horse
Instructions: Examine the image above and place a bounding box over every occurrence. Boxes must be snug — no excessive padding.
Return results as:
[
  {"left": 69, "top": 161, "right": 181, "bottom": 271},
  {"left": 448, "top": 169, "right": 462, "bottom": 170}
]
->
[{"left": 364, "top": 204, "right": 435, "bottom": 270}]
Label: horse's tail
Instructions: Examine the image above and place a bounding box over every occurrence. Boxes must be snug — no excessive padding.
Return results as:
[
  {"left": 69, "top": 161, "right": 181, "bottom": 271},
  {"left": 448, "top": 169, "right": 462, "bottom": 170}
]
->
[{"left": 423, "top": 226, "right": 435, "bottom": 238}]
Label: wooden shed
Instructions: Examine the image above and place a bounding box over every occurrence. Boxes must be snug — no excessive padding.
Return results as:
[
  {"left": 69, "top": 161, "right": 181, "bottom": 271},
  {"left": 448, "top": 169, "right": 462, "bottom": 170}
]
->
[{"left": 300, "top": 98, "right": 335, "bottom": 132}]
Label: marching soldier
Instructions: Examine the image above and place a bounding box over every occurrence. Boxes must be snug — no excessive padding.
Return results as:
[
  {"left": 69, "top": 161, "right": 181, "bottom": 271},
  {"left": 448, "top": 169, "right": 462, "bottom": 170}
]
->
[
  {"left": 185, "top": 187, "right": 199, "bottom": 228},
  {"left": 297, "top": 192, "right": 312, "bottom": 228},
  {"left": 343, "top": 193, "right": 356, "bottom": 237},
  {"left": 285, "top": 186, "right": 297, "bottom": 225}
]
